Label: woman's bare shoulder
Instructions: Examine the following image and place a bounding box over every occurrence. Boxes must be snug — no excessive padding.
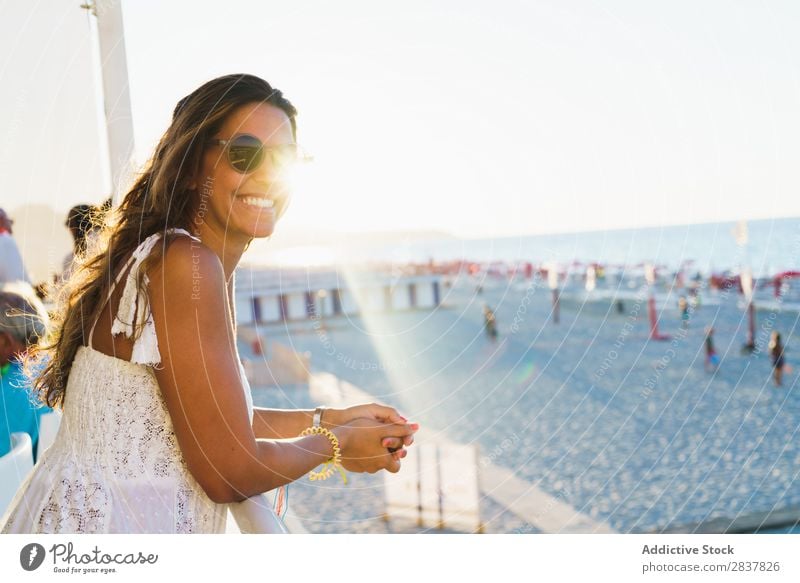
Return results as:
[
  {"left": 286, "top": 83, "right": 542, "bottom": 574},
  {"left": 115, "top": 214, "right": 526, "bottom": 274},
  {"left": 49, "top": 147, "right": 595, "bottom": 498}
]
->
[{"left": 148, "top": 236, "right": 225, "bottom": 305}]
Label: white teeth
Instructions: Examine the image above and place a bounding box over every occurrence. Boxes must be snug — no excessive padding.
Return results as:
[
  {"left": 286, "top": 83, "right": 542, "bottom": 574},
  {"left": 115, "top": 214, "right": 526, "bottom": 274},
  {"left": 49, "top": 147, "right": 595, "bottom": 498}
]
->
[{"left": 240, "top": 197, "right": 275, "bottom": 209}]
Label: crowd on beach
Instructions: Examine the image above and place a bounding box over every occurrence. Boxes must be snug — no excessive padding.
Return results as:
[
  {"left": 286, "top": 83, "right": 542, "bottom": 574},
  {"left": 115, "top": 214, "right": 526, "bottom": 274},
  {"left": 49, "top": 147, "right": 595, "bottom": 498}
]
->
[
  {"left": 698, "top": 307, "right": 787, "bottom": 386},
  {"left": 471, "top": 264, "right": 790, "bottom": 387},
  {"left": 1, "top": 202, "right": 112, "bottom": 459}
]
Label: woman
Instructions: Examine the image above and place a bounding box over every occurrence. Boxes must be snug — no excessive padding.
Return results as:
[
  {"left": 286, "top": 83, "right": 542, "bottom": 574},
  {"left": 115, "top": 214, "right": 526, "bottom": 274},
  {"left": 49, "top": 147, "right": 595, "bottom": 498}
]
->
[{"left": 1, "top": 74, "right": 417, "bottom": 533}]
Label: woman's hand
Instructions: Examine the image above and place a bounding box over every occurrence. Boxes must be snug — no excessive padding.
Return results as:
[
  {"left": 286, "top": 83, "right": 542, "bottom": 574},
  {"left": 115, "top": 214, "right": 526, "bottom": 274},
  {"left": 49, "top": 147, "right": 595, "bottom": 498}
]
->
[
  {"left": 325, "top": 404, "right": 416, "bottom": 460},
  {"left": 333, "top": 418, "right": 418, "bottom": 474}
]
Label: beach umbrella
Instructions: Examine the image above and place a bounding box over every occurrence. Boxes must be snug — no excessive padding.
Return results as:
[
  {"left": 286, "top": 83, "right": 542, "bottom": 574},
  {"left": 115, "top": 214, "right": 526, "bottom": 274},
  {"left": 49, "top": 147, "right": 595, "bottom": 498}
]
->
[{"left": 741, "top": 267, "right": 756, "bottom": 352}]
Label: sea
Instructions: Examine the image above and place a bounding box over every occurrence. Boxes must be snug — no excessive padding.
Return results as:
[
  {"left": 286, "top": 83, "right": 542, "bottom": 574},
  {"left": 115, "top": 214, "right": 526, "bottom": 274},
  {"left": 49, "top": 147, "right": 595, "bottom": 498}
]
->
[{"left": 274, "top": 217, "right": 799, "bottom": 274}]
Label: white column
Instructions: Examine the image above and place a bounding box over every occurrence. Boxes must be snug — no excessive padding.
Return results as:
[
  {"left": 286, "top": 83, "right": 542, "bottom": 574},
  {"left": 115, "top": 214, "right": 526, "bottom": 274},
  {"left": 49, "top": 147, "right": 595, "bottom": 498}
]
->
[{"left": 89, "top": 0, "right": 135, "bottom": 203}]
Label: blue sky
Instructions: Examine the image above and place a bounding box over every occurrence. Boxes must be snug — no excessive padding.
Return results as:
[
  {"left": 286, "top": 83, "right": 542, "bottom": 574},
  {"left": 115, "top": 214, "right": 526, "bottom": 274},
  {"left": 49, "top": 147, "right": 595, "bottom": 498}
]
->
[{"left": 2, "top": 0, "right": 799, "bottom": 242}]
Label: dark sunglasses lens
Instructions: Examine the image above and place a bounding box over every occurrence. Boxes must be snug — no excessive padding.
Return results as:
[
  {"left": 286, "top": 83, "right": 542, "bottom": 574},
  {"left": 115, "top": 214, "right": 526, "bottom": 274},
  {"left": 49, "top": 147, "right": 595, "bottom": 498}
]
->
[{"left": 228, "top": 135, "right": 264, "bottom": 173}]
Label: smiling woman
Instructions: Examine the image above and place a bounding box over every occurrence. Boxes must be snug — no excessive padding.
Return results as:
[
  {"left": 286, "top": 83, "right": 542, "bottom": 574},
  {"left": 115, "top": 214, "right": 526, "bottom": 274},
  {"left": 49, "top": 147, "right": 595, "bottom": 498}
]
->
[
  {"left": 196, "top": 102, "right": 296, "bottom": 241},
  {"left": 0, "top": 74, "right": 418, "bottom": 534}
]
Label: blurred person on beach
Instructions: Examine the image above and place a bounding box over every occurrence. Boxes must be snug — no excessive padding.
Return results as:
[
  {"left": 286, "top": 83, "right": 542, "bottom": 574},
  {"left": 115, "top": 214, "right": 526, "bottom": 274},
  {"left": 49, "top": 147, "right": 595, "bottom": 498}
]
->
[
  {"left": 1, "top": 74, "right": 418, "bottom": 534},
  {"left": 688, "top": 285, "right": 700, "bottom": 309},
  {"left": 704, "top": 326, "right": 719, "bottom": 372},
  {"left": 769, "top": 331, "right": 786, "bottom": 387},
  {"left": 678, "top": 296, "right": 690, "bottom": 329},
  {"left": 0, "top": 208, "right": 31, "bottom": 285},
  {"left": 483, "top": 303, "right": 498, "bottom": 341},
  {"left": 62, "top": 203, "right": 102, "bottom": 280},
  {"left": 0, "top": 283, "right": 51, "bottom": 461}
]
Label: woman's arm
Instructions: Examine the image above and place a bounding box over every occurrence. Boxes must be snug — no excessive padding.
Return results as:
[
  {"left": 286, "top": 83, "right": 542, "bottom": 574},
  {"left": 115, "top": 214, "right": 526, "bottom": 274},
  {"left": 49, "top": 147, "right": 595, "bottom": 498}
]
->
[
  {"left": 252, "top": 406, "right": 416, "bottom": 461},
  {"left": 251, "top": 407, "right": 318, "bottom": 439},
  {"left": 252, "top": 405, "right": 411, "bottom": 436},
  {"left": 253, "top": 403, "right": 419, "bottom": 460},
  {"left": 148, "top": 239, "right": 414, "bottom": 503}
]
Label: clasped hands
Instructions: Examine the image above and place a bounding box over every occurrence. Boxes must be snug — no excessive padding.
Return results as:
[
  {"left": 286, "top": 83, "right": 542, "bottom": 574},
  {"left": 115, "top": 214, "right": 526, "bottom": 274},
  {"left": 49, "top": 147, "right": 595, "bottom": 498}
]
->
[{"left": 321, "top": 404, "right": 419, "bottom": 474}]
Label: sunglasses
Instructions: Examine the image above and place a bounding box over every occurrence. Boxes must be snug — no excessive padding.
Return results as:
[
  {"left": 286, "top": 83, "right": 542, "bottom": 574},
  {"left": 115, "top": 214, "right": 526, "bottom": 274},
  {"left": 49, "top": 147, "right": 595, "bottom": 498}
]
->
[{"left": 208, "top": 133, "right": 310, "bottom": 174}]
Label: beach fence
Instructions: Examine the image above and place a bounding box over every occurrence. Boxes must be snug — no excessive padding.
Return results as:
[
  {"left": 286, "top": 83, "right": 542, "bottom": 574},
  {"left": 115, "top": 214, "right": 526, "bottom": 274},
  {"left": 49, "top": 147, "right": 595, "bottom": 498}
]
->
[
  {"left": 235, "top": 268, "right": 443, "bottom": 325},
  {"left": 383, "top": 441, "right": 484, "bottom": 533}
]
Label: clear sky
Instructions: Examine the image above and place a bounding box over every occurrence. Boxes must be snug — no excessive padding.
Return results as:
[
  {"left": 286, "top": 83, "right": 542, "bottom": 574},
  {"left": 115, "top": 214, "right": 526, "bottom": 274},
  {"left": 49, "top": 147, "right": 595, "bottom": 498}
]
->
[{"left": 2, "top": 0, "right": 800, "bottom": 245}]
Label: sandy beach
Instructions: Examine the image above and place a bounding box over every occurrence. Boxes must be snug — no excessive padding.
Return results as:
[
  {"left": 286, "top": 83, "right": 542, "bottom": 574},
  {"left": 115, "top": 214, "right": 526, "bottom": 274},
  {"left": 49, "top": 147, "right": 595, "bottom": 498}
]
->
[{"left": 246, "top": 270, "right": 799, "bottom": 533}]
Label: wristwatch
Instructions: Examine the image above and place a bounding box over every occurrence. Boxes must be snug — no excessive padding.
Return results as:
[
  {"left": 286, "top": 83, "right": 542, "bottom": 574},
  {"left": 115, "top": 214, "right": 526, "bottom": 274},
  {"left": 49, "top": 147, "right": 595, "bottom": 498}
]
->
[{"left": 313, "top": 406, "right": 327, "bottom": 429}]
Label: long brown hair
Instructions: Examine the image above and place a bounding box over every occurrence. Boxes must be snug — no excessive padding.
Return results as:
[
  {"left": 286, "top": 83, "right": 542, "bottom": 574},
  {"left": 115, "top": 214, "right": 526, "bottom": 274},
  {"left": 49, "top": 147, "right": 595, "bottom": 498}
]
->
[{"left": 32, "top": 74, "right": 297, "bottom": 408}]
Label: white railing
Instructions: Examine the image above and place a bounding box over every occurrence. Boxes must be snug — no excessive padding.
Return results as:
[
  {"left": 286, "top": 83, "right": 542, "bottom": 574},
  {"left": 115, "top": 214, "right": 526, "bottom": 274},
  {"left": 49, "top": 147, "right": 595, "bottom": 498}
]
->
[{"left": 0, "top": 433, "right": 34, "bottom": 516}]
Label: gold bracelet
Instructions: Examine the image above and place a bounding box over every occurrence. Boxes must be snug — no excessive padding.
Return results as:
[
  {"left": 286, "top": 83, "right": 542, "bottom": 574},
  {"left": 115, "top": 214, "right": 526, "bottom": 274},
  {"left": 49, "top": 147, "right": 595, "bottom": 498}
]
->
[{"left": 299, "top": 426, "right": 347, "bottom": 484}]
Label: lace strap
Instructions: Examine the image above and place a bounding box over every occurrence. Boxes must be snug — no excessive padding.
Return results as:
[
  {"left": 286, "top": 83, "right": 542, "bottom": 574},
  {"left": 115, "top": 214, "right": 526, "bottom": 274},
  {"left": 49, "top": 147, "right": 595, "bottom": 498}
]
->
[
  {"left": 90, "top": 228, "right": 200, "bottom": 366},
  {"left": 87, "top": 253, "right": 138, "bottom": 347}
]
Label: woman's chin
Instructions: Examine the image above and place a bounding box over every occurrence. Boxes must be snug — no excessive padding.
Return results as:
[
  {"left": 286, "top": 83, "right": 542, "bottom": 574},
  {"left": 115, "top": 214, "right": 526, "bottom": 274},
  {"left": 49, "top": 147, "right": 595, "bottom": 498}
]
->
[{"left": 248, "top": 221, "right": 276, "bottom": 239}]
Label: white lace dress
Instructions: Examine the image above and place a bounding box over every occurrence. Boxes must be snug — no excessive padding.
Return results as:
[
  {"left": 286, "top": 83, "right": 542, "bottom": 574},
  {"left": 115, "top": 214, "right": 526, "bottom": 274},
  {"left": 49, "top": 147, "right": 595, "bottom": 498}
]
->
[{"left": 0, "top": 229, "right": 251, "bottom": 533}]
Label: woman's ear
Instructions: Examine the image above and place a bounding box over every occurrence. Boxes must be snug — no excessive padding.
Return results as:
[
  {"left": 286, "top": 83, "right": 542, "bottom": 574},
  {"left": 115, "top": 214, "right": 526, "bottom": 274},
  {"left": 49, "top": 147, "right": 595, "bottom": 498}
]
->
[{"left": 187, "top": 164, "right": 204, "bottom": 191}]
